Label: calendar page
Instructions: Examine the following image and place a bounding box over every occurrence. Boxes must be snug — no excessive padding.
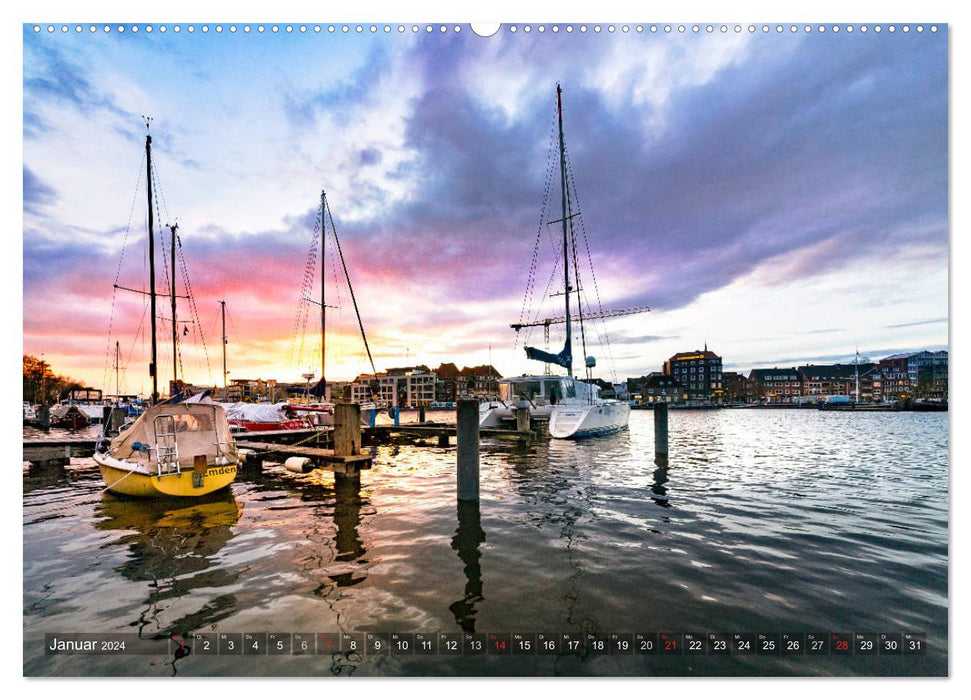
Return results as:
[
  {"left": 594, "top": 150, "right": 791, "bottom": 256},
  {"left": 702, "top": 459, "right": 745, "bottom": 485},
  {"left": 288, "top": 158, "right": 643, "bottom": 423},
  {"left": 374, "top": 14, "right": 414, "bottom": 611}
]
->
[{"left": 21, "top": 11, "right": 950, "bottom": 682}]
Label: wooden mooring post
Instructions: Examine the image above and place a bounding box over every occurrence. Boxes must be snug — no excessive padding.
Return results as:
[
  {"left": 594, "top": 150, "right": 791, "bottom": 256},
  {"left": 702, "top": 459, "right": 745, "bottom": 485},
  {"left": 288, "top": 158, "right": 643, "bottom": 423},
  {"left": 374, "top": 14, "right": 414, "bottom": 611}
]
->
[
  {"left": 456, "top": 399, "right": 480, "bottom": 501},
  {"left": 515, "top": 404, "right": 531, "bottom": 433},
  {"left": 418, "top": 405, "right": 426, "bottom": 423},
  {"left": 36, "top": 405, "right": 50, "bottom": 431},
  {"left": 335, "top": 402, "right": 363, "bottom": 487},
  {"left": 334, "top": 403, "right": 362, "bottom": 457},
  {"left": 654, "top": 402, "right": 669, "bottom": 466}
]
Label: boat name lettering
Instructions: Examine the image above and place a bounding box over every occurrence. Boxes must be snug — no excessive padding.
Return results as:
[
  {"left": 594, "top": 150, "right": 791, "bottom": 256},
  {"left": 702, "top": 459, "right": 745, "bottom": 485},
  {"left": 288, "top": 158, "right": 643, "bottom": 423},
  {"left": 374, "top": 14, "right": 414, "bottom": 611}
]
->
[{"left": 207, "top": 466, "right": 237, "bottom": 476}]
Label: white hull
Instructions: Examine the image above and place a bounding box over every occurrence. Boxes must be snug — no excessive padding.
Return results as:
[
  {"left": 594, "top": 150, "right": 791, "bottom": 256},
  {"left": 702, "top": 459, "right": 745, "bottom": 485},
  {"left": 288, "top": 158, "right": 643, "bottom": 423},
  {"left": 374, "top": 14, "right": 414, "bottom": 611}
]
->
[
  {"left": 479, "top": 400, "right": 552, "bottom": 428},
  {"left": 548, "top": 400, "right": 630, "bottom": 438}
]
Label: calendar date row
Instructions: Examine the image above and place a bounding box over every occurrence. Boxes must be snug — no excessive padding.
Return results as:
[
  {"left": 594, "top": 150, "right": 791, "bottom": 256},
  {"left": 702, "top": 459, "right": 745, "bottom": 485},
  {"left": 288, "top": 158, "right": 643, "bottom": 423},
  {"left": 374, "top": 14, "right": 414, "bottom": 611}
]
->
[{"left": 190, "top": 632, "right": 926, "bottom": 657}]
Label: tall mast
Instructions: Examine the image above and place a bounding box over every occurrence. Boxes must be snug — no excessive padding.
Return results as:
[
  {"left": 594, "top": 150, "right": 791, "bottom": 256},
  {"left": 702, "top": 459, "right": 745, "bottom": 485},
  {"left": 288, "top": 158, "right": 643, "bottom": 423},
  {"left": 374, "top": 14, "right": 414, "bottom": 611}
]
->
[
  {"left": 169, "top": 223, "right": 179, "bottom": 391},
  {"left": 220, "top": 300, "right": 228, "bottom": 388},
  {"left": 145, "top": 128, "right": 159, "bottom": 404},
  {"left": 556, "top": 84, "right": 573, "bottom": 378},
  {"left": 321, "top": 190, "right": 327, "bottom": 391},
  {"left": 115, "top": 341, "right": 120, "bottom": 403}
]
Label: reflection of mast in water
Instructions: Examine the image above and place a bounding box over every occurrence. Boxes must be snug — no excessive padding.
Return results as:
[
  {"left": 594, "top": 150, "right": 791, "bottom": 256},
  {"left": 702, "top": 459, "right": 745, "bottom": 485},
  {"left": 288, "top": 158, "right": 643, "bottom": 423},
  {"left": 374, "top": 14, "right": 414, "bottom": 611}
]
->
[
  {"left": 506, "top": 438, "right": 606, "bottom": 660},
  {"left": 448, "top": 500, "right": 486, "bottom": 633},
  {"left": 94, "top": 491, "right": 242, "bottom": 642}
]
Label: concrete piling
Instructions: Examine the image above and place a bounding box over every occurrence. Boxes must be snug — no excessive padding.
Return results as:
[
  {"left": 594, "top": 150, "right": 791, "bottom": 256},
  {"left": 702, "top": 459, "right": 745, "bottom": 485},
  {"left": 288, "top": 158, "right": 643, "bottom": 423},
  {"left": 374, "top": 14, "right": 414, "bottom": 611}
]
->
[
  {"left": 654, "top": 402, "right": 669, "bottom": 466},
  {"left": 456, "top": 399, "right": 480, "bottom": 502}
]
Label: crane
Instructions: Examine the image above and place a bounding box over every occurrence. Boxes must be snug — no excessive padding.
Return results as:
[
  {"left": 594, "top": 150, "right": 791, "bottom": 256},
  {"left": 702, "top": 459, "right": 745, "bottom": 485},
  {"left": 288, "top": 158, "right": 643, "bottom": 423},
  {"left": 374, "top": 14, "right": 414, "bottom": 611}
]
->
[{"left": 511, "top": 306, "right": 651, "bottom": 375}]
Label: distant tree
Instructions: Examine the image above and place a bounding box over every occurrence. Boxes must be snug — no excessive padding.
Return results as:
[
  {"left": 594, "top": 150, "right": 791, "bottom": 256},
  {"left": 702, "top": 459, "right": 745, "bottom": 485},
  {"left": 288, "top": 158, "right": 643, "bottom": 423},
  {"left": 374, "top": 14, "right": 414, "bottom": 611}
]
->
[
  {"left": 22, "top": 354, "right": 88, "bottom": 405},
  {"left": 22, "top": 354, "right": 53, "bottom": 405}
]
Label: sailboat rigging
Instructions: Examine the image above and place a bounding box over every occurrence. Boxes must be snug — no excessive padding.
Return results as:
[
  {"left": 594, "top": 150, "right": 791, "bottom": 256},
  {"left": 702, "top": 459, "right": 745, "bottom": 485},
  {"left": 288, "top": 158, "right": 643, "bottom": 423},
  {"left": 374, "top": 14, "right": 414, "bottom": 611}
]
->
[
  {"left": 481, "top": 85, "right": 643, "bottom": 438},
  {"left": 94, "top": 123, "right": 237, "bottom": 497},
  {"left": 293, "top": 190, "right": 379, "bottom": 402}
]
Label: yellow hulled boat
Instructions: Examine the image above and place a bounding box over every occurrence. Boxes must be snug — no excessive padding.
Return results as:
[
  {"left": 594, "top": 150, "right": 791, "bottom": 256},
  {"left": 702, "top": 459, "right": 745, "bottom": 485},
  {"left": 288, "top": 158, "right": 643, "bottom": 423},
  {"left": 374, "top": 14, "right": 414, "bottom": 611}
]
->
[{"left": 94, "top": 402, "right": 237, "bottom": 498}]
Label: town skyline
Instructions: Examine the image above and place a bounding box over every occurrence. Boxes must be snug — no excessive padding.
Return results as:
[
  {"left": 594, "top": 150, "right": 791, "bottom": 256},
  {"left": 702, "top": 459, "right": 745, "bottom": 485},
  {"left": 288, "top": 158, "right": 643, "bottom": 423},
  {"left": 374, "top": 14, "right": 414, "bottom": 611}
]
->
[{"left": 23, "top": 23, "right": 947, "bottom": 396}]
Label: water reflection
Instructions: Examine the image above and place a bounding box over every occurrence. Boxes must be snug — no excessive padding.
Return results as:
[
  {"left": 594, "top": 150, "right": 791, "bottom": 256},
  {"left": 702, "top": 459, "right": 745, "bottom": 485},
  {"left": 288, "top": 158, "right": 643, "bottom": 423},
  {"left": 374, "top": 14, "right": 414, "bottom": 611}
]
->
[
  {"left": 651, "top": 464, "right": 670, "bottom": 507},
  {"left": 328, "top": 475, "right": 367, "bottom": 588},
  {"left": 449, "top": 499, "right": 485, "bottom": 633},
  {"left": 94, "top": 492, "right": 242, "bottom": 641}
]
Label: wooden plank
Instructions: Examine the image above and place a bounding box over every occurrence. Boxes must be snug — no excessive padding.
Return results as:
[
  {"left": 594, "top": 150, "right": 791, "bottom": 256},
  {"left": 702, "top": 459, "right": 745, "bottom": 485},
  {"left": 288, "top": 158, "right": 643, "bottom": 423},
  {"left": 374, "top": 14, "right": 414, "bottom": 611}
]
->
[
  {"left": 370, "top": 424, "right": 539, "bottom": 439},
  {"left": 235, "top": 441, "right": 372, "bottom": 468}
]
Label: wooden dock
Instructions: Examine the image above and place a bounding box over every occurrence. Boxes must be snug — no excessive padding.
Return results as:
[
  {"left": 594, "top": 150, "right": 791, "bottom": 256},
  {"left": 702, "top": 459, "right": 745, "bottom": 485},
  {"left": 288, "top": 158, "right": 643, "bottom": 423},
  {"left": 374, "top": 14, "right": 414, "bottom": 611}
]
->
[
  {"left": 23, "top": 439, "right": 96, "bottom": 463},
  {"left": 22, "top": 418, "right": 537, "bottom": 475},
  {"left": 366, "top": 423, "right": 543, "bottom": 443},
  {"left": 234, "top": 440, "right": 372, "bottom": 474}
]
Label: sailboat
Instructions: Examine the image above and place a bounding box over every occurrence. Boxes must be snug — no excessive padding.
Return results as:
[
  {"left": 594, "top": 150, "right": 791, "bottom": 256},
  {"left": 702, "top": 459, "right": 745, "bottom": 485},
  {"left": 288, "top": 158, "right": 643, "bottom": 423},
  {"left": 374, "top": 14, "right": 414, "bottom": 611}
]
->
[
  {"left": 291, "top": 189, "right": 383, "bottom": 423},
  {"left": 481, "top": 85, "right": 633, "bottom": 438},
  {"left": 94, "top": 126, "right": 238, "bottom": 497}
]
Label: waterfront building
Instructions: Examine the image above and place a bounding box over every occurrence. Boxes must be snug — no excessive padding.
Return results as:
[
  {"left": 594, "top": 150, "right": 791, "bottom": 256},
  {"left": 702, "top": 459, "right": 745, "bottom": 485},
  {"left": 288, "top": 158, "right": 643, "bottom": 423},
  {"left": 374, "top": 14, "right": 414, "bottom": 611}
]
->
[
  {"left": 459, "top": 365, "right": 502, "bottom": 397},
  {"left": 748, "top": 367, "right": 802, "bottom": 403},
  {"left": 433, "top": 363, "right": 461, "bottom": 401},
  {"left": 349, "top": 366, "right": 437, "bottom": 407},
  {"left": 872, "top": 355, "right": 912, "bottom": 403},
  {"left": 909, "top": 350, "right": 949, "bottom": 399},
  {"left": 721, "top": 371, "right": 749, "bottom": 403},
  {"left": 796, "top": 363, "right": 874, "bottom": 402},
  {"left": 663, "top": 348, "right": 723, "bottom": 403},
  {"left": 639, "top": 372, "right": 683, "bottom": 403},
  {"left": 223, "top": 378, "right": 279, "bottom": 403}
]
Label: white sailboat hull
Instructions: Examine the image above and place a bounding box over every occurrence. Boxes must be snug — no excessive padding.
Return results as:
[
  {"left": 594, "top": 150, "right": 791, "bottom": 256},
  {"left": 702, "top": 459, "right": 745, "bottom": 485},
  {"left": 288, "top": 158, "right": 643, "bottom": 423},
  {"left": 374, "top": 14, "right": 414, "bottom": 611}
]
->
[
  {"left": 479, "top": 400, "right": 552, "bottom": 428},
  {"left": 548, "top": 400, "right": 630, "bottom": 439}
]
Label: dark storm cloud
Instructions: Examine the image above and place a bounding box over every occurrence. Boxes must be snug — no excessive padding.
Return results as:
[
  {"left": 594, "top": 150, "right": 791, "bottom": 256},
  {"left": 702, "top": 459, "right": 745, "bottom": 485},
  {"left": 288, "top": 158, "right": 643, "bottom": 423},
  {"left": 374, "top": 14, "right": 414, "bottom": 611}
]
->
[{"left": 332, "top": 30, "right": 947, "bottom": 317}]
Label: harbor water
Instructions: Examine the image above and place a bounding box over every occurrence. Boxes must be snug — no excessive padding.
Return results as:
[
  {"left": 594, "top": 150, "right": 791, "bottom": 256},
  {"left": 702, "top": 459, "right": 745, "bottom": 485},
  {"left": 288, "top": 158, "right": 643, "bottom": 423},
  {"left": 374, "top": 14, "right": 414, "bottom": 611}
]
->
[{"left": 23, "top": 409, "right": 948, "bottom": 676}]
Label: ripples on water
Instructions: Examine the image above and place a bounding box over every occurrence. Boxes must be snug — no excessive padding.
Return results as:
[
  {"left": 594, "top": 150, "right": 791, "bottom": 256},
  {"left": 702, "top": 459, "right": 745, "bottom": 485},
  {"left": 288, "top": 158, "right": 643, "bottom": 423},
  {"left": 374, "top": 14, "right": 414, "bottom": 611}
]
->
[{"left": 23, "top": 410, "right": 947, "bottom": 676}]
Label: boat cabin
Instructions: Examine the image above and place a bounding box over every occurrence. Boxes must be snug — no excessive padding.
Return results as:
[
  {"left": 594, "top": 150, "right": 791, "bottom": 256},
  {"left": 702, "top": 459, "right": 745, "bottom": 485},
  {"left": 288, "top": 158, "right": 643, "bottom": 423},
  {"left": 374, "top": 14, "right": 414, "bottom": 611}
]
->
[
  {"left": 498, "top": 375, "right": 600, "bottom": 405},
  {"left": 108, "top": 402, "right": 236, "bottom": 474}
]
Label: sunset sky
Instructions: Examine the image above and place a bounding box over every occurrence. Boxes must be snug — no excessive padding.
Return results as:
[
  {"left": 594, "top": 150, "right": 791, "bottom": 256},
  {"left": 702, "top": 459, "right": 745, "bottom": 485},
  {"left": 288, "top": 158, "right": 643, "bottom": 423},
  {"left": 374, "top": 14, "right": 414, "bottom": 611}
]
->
[{"left": 22, "top": 22, "right": 948, "bottom": 395}]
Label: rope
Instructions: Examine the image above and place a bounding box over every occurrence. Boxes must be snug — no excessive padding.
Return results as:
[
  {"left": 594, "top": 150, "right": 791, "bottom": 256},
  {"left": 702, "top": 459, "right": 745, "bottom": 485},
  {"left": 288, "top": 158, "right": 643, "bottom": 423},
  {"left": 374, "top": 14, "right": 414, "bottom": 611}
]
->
[
  {"left": 288, "top": 205, "right": 321, "bottom": 370},
  {"left": 176, "top": 236, "right": 214, "bottom": 383},
  {"left": 516, "top": 114, "right": 558, "bottom": 355},
  {"left": 99, "top": 466, "right": 139, "bottom": 494},
  {"left": 325, "top": 196, "right": 378, "bottom": 380},
  {"left": 565, "top": 142, "right": 620, "bottom": 385}
]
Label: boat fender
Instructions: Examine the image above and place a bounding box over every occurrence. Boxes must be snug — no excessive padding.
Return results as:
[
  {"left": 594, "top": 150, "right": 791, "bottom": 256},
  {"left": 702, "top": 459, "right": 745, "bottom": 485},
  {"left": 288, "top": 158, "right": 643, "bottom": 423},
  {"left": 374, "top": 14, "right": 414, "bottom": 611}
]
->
[
  {"left": 285, "top": 456, "right": 313, "bottom": 474},
  {"left": 131, "top": 441, "right": 151, "bottom": 454}
]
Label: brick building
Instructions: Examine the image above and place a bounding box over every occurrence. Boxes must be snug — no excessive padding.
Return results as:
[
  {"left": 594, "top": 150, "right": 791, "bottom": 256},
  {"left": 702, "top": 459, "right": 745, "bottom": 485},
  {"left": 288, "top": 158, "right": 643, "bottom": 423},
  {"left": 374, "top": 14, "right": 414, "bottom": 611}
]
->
[
  {"left": 748, "top": 368, "right": 801, "bottom": 403},
  {"left": 663, "top": 348, "right": 723, "bottom": 403}
]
